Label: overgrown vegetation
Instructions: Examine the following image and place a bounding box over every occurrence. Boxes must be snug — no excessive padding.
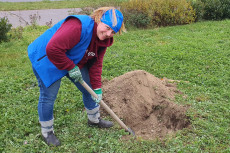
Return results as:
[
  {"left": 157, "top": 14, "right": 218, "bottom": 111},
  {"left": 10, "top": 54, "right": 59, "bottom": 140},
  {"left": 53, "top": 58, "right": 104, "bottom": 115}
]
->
[
  {"left": 121, "top": 0, "right": 230, "bottom": 29},
  {"left": 190, "top": 0, "right": 230, "bottom": 21},
  {"left": 0, "top": 17, "right": 12, "bottom": 42},
  {"left": 0, "top": 19, "right": 229, "bottom": 152},
  {"left": 9, "top": 26, "right": 24, "bottom": 40},
  {"left": 121, "top": 0, "right": 196, "bottom": 28}
]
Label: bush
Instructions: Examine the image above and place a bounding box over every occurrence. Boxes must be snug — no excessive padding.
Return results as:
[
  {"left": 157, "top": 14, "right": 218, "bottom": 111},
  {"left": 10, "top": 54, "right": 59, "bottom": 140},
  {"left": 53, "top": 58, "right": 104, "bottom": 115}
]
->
[
  {"left": 191, "top": 0, "right": 230, "bottom": 21},
  {"left": 202, "top": 0, "right": 230, "bottom": 20},
  {"left": 121, "top": 0, "right": 196, "bottom": 28},
  {"left": 123, "top": 9, "right": 151, "bottom": 28},
  {"left": 190, "top": 0, "right": 205, "bottom": 21},
  {"left": 0, "top": 17, "right": 12, "bottom": 42},
  {"left": 9, "top": 26, "right": 24, "bottom": 40}
]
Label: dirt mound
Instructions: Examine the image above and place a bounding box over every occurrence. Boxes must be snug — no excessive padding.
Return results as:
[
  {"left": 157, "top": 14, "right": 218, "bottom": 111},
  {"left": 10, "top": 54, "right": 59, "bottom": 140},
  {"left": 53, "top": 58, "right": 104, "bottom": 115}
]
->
[{"left": 102, "top": 70, "right": 190, "bottom": 140}]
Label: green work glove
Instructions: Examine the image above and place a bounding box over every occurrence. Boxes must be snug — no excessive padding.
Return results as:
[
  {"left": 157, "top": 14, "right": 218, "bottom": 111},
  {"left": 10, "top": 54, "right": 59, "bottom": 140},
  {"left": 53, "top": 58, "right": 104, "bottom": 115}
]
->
[
  {"left": 91, "top": 88, "right": 102, "bottom": 104},
  {"left": 68, "top": 66, "right": 83, "bottom": 83}
]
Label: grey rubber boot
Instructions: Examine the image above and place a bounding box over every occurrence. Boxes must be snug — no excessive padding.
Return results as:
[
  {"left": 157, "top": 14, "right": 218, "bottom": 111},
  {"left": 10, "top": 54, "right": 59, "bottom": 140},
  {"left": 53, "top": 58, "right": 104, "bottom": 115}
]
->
[
  {"left": 88, "top": 118, "right": 114, "bottom": 128},
  {"left": 42, "top": 131, "right": 61, "bottom": 146},
  {"left": 40, "top": 119, "right": 60, "bottom": 146},
  {"left": 86, "top": 106, "right": 113, "bottom": 128}
]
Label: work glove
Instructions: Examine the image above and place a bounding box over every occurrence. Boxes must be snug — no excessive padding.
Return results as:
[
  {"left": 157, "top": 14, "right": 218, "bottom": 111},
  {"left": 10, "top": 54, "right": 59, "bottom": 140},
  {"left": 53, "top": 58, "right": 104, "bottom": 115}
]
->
[
  {"left": 68, "top": 66, "right": 83, "bottom": 83},
  {"left": 91, "top": 88, "right": 102, "bottom": 104}
]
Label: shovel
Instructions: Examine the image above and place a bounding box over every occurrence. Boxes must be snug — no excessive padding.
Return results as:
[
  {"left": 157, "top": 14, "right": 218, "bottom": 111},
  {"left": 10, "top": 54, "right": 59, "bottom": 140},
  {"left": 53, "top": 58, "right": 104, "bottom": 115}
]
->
[{"left": 80, "top": 80, "right": 135, "bottom": 136}]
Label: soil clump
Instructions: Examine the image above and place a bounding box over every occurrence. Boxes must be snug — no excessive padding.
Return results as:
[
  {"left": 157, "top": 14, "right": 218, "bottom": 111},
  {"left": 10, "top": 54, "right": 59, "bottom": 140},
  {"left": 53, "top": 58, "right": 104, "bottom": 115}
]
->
[{"left": 102, "top": 70, "right": 190, "bottom": 140}]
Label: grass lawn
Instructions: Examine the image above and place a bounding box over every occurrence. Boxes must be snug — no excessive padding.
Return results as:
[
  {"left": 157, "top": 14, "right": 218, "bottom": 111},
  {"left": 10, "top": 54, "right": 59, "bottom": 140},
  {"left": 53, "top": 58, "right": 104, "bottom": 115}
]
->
[{"left": 0, "top": 19, "right": 229, "bottom": 152}]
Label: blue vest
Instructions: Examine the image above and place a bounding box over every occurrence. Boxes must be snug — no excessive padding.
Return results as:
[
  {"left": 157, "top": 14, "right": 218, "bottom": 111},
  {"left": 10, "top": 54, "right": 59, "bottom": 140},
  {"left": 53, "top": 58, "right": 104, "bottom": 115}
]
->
[{"left": 28, "top": 15, "right": 94, "bottom": 87}]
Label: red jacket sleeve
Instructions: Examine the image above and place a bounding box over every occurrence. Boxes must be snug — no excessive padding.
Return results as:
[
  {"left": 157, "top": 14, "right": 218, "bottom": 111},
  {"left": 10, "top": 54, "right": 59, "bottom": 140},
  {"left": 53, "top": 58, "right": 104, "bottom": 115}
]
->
[
  {"left": 88, "top": 47, "right": 107, "bottom": 89},
  {"left": 46, "top": 18, "right": 82, "bottom": 71}
]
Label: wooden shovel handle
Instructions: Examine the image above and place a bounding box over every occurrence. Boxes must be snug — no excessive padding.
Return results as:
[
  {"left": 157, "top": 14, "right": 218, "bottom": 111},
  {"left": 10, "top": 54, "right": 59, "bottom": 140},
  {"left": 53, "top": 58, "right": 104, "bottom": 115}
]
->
[{"left": 80, "top": 81, "right": 130, "bottom": 132}]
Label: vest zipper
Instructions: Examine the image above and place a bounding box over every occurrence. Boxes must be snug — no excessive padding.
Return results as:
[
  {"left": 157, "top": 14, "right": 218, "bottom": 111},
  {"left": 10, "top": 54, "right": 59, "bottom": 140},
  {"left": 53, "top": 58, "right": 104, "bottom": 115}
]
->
[{"left": 37, "top": 55, "right": 47, "bottom": 61}]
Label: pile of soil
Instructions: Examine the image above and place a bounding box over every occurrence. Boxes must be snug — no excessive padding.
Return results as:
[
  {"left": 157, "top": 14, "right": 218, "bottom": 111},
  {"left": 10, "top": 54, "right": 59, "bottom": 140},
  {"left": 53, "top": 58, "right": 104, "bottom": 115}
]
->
[{"left": 102, "top": 70, "right": 190, "bottom": 140}]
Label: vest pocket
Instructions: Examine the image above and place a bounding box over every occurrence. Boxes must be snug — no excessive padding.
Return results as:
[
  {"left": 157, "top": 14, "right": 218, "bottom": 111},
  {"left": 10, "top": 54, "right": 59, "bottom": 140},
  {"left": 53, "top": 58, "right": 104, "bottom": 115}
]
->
[{"left": 37, "top": 55, "right": 47, "bottom": 61}]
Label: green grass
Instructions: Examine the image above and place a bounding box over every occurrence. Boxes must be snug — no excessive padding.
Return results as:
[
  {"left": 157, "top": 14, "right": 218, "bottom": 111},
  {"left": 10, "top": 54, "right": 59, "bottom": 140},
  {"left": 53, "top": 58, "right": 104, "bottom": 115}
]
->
[
  {"left": 0, "top": 20, "right": 230, "bottom": 152},
  {"left": 0, "top": 0, "right": 126, "bottom": 11}
]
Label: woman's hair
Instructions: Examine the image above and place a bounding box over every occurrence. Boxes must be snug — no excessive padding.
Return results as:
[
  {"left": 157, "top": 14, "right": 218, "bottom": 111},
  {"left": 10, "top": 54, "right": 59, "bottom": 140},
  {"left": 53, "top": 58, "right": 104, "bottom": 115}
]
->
[{"left": 90, "top": 7, "right": 126, "bottom": 34}]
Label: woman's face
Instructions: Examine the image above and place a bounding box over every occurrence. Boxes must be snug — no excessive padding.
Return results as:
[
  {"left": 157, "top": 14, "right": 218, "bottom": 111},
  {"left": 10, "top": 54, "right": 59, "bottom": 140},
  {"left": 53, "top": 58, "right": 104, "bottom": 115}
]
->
[{"left": 97, "top": 22, "right": 116, "bottom": 40}]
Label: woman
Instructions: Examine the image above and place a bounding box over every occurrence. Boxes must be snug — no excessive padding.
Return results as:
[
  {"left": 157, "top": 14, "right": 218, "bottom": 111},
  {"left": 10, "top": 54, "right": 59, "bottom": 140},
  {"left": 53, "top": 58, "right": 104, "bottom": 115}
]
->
[{"left": 28, "top": 7, "right": 126, "bottom": 146}]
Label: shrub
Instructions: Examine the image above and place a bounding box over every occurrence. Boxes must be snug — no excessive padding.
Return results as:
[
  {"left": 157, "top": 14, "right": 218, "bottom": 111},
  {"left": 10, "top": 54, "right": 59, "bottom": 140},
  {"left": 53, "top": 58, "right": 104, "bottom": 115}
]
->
[
  {"left": 123, "top": 9, "right": 151, "bottom": 28},
  {"left": 190, "top": 0, "right": 205, "bottom": 21},
  {"left": 202, "top": 0, "right": 230, "bottom": 20},
  {"left": 0, "top": 17, "right": 12, "bottom": 42},
  {"left": 191, "top": 0, "right": 230, "bottom": 21},
  {"left": 9, "top": 26, "right": 24, "bottom": 40},
  {"left": 121, "top": 0, "right": 196, "bottom": 28}
]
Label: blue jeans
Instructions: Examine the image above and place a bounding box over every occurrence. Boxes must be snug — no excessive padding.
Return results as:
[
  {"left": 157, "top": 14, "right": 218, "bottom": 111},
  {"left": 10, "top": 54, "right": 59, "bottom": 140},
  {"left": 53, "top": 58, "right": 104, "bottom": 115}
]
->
[{"left": 33, "top": 66, "right": 99, "bottom": 122}]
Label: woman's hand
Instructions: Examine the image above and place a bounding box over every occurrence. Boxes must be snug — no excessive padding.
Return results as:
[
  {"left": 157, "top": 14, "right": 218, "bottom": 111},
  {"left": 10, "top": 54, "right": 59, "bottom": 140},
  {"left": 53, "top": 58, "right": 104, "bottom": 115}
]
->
[
  {"left": 91, "top": 88, "right": 102, "bottom": 104},
  {"left": 68, "top": 66, "right": 83, "bottom": 83}
]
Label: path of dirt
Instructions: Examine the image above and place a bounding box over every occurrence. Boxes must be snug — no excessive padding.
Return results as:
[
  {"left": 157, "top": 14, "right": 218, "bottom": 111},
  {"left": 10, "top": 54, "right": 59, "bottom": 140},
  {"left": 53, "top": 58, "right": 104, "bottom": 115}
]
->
[
  {"left": 0, "top": 8, "right": 82, "bottom": 27},
  {"left": 101, "top": 70, "right": 190, "bottom": 140}
]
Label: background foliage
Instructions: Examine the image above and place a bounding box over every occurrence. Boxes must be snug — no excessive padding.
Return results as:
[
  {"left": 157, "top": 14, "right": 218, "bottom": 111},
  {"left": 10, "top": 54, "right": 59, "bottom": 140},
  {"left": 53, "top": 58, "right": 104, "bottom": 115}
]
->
[
  {"left": 121, "top": 0, "right": 195, "bottom": 28},
  {"left": 190, "top": 0, "right": 230, "bottom": 21},
  {"left": 0, "top": 17, "right": 12, "bottom": 42}
]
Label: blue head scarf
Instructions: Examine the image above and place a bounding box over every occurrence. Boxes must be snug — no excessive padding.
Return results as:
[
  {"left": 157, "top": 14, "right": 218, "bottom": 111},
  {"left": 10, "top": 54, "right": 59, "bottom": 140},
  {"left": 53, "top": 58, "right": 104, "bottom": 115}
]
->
[{"left": 100, "top": 9, "right": 124, "bottom": 33}]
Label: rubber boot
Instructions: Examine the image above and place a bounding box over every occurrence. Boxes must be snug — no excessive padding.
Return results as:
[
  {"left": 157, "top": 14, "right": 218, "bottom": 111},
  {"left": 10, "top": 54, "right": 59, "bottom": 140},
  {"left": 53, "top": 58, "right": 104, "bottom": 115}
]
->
[
  {"left": 40, "top": 119, "right": 60, "bottom": 146},
  {"left": 88, "top": 118, "right": 114, "bottom": 128},
  {"left": 42, "top": 131, "right": 61, "bottom": 146}
]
